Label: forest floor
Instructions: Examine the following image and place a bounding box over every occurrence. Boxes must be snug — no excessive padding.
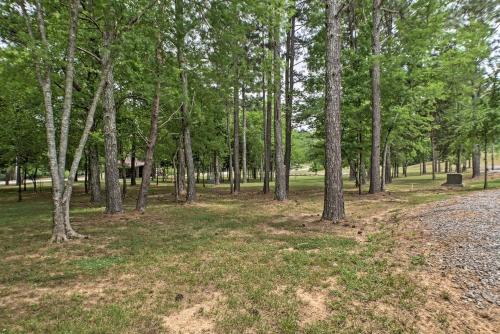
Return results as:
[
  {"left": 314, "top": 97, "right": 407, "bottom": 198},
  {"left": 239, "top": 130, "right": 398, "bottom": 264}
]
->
[{"left": 0, "top": 168, "right": 499, "bottom": 333}]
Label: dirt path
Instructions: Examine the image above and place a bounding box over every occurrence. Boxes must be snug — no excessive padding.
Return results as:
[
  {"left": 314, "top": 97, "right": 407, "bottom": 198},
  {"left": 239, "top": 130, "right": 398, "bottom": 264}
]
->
[{"left": 397, "top": 190, "right": 500, "bottom": 333}]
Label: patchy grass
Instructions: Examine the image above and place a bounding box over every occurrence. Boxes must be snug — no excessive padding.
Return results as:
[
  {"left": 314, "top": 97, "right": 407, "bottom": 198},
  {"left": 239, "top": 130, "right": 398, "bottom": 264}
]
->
[{"left": 0, "top": 167, "right": 499, "bottom": 333}]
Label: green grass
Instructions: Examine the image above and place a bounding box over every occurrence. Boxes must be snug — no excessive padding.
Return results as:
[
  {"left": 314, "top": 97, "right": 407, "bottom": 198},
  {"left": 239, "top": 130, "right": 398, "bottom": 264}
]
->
[{"left": 0, "top": 166, "right": 498, "bottom": 333}]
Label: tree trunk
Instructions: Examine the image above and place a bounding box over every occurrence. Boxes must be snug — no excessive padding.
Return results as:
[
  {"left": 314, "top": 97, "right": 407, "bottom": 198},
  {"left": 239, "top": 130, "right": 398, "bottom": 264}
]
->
[
  {"left": 130, "top": 138, "right": 136, "bottom": 185},
  {"left": 102, "top": 29, "right": 123, "bottom": 214},
  {"left": 422, "top": 158, "right": 427, "bottom": 174},
  {"left": 264, "top": 48, "right": 272, "bottom": 194},
  {"left": 491, "top": 144, "right": 495, "bottom": 170},
  {"left": 284, "top": 14, "right": 295, "bottom": 194},
  {"left": 322, "top": 0, "right": 345, "bottom": 222},
  {"left": 17, "top": 161, "right": 22, "bottom": 202},
  {"left": 176, "top": 0, "right": 196, "bottom": 203},
  {"left": 242, "top": 85, "right": 247, "bottom": 184},
  {"left": 136, "top": 45, "right": 162, "bottom": 212},
  {"left": 455, "top": 147, "right": 461, "bottom": 173},
  {"left": 472, "top": 144, "right": 481, "bottom": 178},
  {"left": 226, "top": 106, "right": 234, "bottom": 193},
  {"left": 121, "top": 155, "right": 127, "bottom": 198},
  {"left": 484, "top": 136, "right": 488, "bottom": 189},
  {"left": 273, "top": 19, "right": 286, "bottom": 201},
  {"left": 89, "top": 143, "right": 102, "bottom": 203},
  {"left": 213, "top": 152, "right": 220, "bottom": 185},
  {"left": 233, "top": 74, "right": 240, "bottom": 194},
  {"left": 369, "top": 0, "right": 382, "bottom": 194},
  {"left": 177, "top": 136, "right": 186, "bottom": 196},
  {"left": 385, "top": 145, "right": 392, "bottom": 184},
  {"left": 431, "top": 133, "right": 436, "bottom": 180},
  {"left": 84, "top": 153, "right": 88, "bottom": 194}
]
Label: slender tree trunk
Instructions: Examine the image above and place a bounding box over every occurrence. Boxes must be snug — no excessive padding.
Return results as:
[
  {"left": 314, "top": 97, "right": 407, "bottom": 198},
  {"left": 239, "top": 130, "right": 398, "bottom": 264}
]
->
[
  {"left": 17, "top": 160, "right": 22, "bottom": 202},
  {"left": 84, "top": 152, "right": 88, "bottom": 194},
  {"left": 264, "top": 51, "right": 272, "bottom": 194},
  {"left": 472, "top": 144, "right": 481, "bottom": 178},
  {"left": 226, "top": 106, "right": 234, "bottom": 193},
  {"left": 456, "top": 148, "right": 461, "bottom": 173},
  {"left": 233, "top": 73, "right": 240, "bottom": 194},
  {"left": 176, "top": 0, "right": 196, "bottom": 203},
  {"left": 422, "top": 158, "right": 427, "bottom": 174},
  {"left": 273, "top": 19, "right": 286, "bottom": 201},
  {"left": 102, "top": 28, "right": 122, "bottom": 214},
  {"left": 284, "top": 14, "right": 295, "bottom": 194},
  {"left": 385, "top": 145, "right": 391, "bottom": 184},
  {"left": 214, "top": 152, "right": 220, "bottom": 185},
  {"left": 491, "top": 144, "right": 495, "bottom": 170},
  {"left": 484, "top": 136, "right": 488, "bottom": 189},
  {"left": 121, "top": 155, "right": 127, "bottom": 198},
  {"left": 130, "top": 138, "right": 136, "bottom": 185},
  {"left": 369, "top": 0, "right": 382, "bottom": 194},
  {"left": 21, "top": 0, "right": 104, "bottom": 241},
  {"left": 261, "top": 38, "right": 270, "bottom": 194},
  {"left": 431, "top": 133, "right": 436, "bottom": 180},
  {"left": 136, "top": 45, "right": 162, "bottom": 212},
  {"left": 89, "top": 143, "right": 102, "bottom": 203},
  {"left": 242, "top": 85, "right": 247, "bottom": 184},
  {"left": 322, "top": 0, "right": 344, "bottom": 222},
  {"left": 177, "top": 136, "right": 186, "bottom": 196}
]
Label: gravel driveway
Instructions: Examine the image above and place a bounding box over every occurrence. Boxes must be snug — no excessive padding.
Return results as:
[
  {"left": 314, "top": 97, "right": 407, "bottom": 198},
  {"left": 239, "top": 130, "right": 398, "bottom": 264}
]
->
[{"left": 417, "top": 190, "right": 500, "bottom": 308}]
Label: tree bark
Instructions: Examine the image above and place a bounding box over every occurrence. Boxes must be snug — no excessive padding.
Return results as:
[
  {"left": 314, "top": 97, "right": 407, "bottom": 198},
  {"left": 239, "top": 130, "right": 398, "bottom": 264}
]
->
[
  {"left": 284, "top": 14, "right": 295, "bottom": 194},
  {"left": 484, "top": 137, "right": 488, "bottom": 189},
  {"left": 242, "top": 85, "right": 247, "bottom": 184},
  {"left": 102, "top": 27, "right": 123, "bottom": 214},
  {"left": 233, "top": 73, "right": 240, "bottom": 194},
  {"left": 136, "top": 42, "right": 162, "bottom": 212},
  {"left": 273, "top": 19, "right": 286, "bottom": 201},
  {"left": 177, "top": 136, "right": 186, "bottom": 196},
  {"left": 176, "top": 0, "right": 196, "bottom": 203},
  {"left": 213, "top": 152, "right": 220, "bottom": 185},
  {"left": 226, "top": 106, "right": 234, "bottom": 193},
  {"left": 322, "top": 0, "right": 345, "bottom": 222},
  {"left": 264, "top": 69, "right": 272, "bottom": 194},
  {"left": 130, "top": 138, "right": 137, "bottom": 185},
  {"left": 472, "top": 144, "right": 481, "bottom": 178},
  {"left": 369, "top": 0, "right": 382, "bottom": 194},
  {"left": 89, "top": 143, "right": 102, "bottom": 203},
  {"left": 21, "top": 0, "right": 107, "bottom": 241},
  {"left": 385, "top": 145, "right": 392, "bottom": 184}
]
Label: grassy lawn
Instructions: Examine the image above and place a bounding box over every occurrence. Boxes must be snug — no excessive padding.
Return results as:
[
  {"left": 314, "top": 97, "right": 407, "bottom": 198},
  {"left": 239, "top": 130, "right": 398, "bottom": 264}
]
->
[{"left": 1, "top": 165, "right": 499, "bottom": 333}]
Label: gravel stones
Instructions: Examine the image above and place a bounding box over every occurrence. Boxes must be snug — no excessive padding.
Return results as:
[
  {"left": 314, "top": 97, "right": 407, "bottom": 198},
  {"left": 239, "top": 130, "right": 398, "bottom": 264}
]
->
[{"left": 417, "top": 190, "right": 500, "bottom": 308}]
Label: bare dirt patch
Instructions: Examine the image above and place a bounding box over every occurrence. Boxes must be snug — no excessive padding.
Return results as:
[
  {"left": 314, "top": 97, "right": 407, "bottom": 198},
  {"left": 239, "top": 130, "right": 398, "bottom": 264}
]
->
[
  {"left": 296, "top": 288, "right": 330, "bottom": 326},
  {"left": 162, "top": 292, "right": 224, "bottom": 334}
]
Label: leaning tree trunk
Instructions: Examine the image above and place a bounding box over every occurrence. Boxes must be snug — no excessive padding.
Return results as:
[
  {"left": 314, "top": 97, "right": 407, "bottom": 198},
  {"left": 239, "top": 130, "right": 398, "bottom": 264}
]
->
[
  {"left": 136, "top": 43, "right": 162, "bottom": 212},
  {"left": 369, "top": 0, "right": 382, "bottom": 194},
  {"left": 273, "top": 20, "right": 287, "bottom": 201},
  {"left": 284, "top": 14, "right": 295, "bottom": 194},
  {"left": 233, "top": 74, "right": 241, "bottom": 194},
  {"left": 102, "top": 29, "right": 123, "bottom": 214},
  {"left": 322, "top": 0, "right": 345, "bottom": 222}
]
